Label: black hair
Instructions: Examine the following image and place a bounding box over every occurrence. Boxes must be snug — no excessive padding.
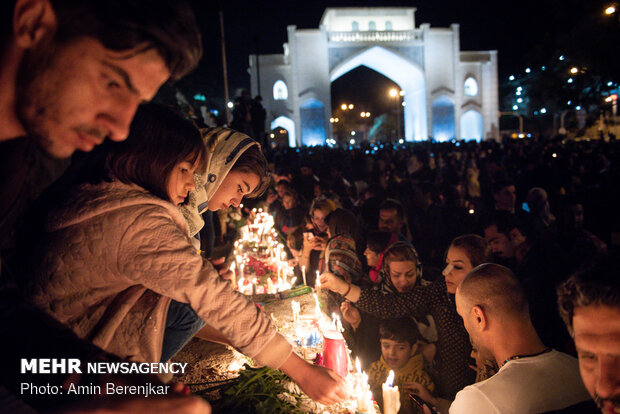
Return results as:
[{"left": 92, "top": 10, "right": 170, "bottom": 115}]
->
[
  {"left": 379, "top": 198, "right": 405, "bottom": 219},
  {"left": 48, "top": 0, "right": 202, "bottom": 80},
  {"left": 366, "top": 230, "right": 394, "bottom": 253},
  {"left": 379, "top": 318, "right": 419, "bottom": 346}
]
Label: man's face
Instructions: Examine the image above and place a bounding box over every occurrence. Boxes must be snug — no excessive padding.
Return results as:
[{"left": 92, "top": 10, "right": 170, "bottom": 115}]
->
[
  {"left": 16, "top": 37, "right": 169, "bottom": 158},
  {"left": 455, "top": 289, "right": 494, "bottom": 363},
  {"left": 484, "top": 224, "right": 515, "bottom": 259},
  {"left": 379, "top": 209, "right": 403, "bottom": 234},
  {"left": 572, "top": 305, "right": 620, "bottom": 413},
  {"left": 494, "top": 185, "right": 517, "bottom": 211}
]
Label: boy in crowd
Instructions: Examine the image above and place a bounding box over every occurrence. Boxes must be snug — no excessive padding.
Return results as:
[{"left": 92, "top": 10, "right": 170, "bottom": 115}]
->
[{"left": 368, "top": 318, "right": 435, "bottom": 414}]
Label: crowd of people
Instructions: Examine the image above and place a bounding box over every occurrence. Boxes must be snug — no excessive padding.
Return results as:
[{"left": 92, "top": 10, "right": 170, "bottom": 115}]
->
[{"left": 0, "top": 1, "right": 618, "bottom": 414}]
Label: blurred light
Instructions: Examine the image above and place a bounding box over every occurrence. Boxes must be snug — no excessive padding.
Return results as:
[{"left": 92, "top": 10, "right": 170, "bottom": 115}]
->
[
  {"left": 402, "top": 102, "right": 406, "bottom": 106},
  {"left": 567, "top": 100, "right": 572, "bottom": 105},
  {"left": 227, "top": 101, "right": 233, "bottom": 108},
  {"left": 351, "top": 131, "right": 356, "bottom": 136},
  {"left": 559, "top": 55, "right": 565, "bottom": 61},
  {"left": 540, "top": 108, "right": 547, "bottom": 114},
  {"left": 341, "top": 104, "right": 347, "bottom": 110},
  {"left": 399, "top": 90, "right": 405, "bottom": 96},
  {"left": 552, "top": 153, "right": 557, "bottom": 158},
  {"left": 270, "top": 133, "right": 275, "bottom": 138},
  {"left": 349, "top": 138, "right": 356, "bottom": 144},
  {"left": 509, "top": 75, "right": 515, "bottom": 80},
  {"left": 516, "top": 91, "right": 522, "bottom": 96},
  {"left": 527, "top": 133, "right": 532, "bottom": 137},
  {"left": 334, "top": 118, "right": 339, "bottom": 122},
  {"left": 389, "top": 88, "right": 398, "bottom": 97},
  {"left": 512, "top": 105, "right": 518, "bottom": 110},
  {"left": 518, "top": 133, "right": 525, "bottom": 138},
  {"left": 567, "top": 78, "right": 574, "bottom": 84},
  {"left": 468, "top": 208, "right": 475, "bottom": 215},
  {"left": 279, "top": 130, "right": 286, "bottom": 134},
  {"left": 608, "top": 81, "right": 614, "bottom": 87},
  {"left": 525, "top": 68, "right": 531, "bottom": 73},
  {"left": 576, "top": 106, "right": 582, "bottom": 110},
  {"left": 570, "top": 67, "right": 578, "bottom": 74},
  {"left": 517, "top": 98, "right": 523, "bottom": 103},
  {"left": 365, "top": 150, "right": 369, "bottom": 154},
  {"left": 517, "top": 86, "right": 522, "bottom": 91},
  {"left": 541, "top": 66, "right": 546, "bottom": 71},
  {"left": 605, "top": 6, "right": 616, "bottom": 14},
  {"left": 193, "top": 93, "right": 206, "bottom": 101},
  {"left": 366, "top": 112, "right": 371, "bottom": 117},
  {"left": 330, "top": 117, "right": 335, "bottom": 123},
  {"left": 360, "top": 112, "right": 366, "bottom": 117},
  {"left": 349, "top": 104, "right": 354, "bottom": 109},
  {"left": 398, "top": 139, "right": 404, "bottom": 144}
]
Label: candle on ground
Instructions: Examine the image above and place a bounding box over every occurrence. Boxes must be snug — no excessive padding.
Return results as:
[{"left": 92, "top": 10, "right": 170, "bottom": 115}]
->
[{"left": 301, "top": 265, "right": 307, "bottom": 286}]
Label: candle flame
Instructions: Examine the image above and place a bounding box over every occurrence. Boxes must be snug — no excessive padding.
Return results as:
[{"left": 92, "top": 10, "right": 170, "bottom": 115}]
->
[{"left": 385, "top": 370, "right": 395, "bottom": 387}]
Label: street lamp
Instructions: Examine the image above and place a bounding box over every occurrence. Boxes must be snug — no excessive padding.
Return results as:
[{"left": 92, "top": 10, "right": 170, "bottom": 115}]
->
[
  {"left": 605, "top": 5, "right": 616, "bottom": 14},
  {"left": 341, "top": 104, "right": 347, "bottom": 110}
]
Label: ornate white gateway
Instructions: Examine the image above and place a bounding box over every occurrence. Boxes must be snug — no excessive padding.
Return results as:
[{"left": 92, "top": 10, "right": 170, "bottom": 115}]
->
[{"left": 249, "top": 7, "right": 499, "bottom": 146}]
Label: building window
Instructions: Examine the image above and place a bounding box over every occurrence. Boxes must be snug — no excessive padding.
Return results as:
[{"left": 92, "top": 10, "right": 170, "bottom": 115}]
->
[
  {"left": 273, "top": 80, "right": 288, "bottom": 100},
  {"left": 385, "top": 21, "right": 393, "bottom": 31},
  {"left": 369, "top": 21, "right": 376, "bottom": 31},
  {"left": 352, "top": 21, "right": 359, "bottom": 31},
  {"left": 464, "top": 77, "right": 478, "bottom": 96}
]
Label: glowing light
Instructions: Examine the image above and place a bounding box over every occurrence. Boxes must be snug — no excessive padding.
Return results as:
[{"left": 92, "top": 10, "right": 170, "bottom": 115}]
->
[
  {"left": 516, "top": 91, "right": 522, "bottom": 96},
  {"left": 402, "top": 102, "right": 406, "bottom": 107},
  {"left": 270, "top": 133, "right": 275, "bottom": 138},
  {"left": 227, "top": 101, "right": 234, "bottom": 109},
  {"left": 541, "top": 66, "right": 546, "bottom": 71},
  {"left": 518, "top": 133, "right": 525, "bottom": 138},
  {"left": 576, "top": 106, "right": 582, "bottom": 110},
  {"left": 559, "top": 55, "right": 565, "bottom": 61},
  {"left": 567, "top": 78, "right": 574, "bottom": 84},
  {"left": 509, "top": 75, "right": 515, "bottom": 81},
  {"left": 360, "top": 112, "right": 366, "bottom": 118},
  {"left": 348, "top": 104, "right": 354, "bottom": 110},
  {"left": 399, "top": 90, "right": 405, "bottom": 96},
  {"left": 351, "top": 131, "right": 356, "bottom": 136},
  {"left": 330, "top": 117, "right": 335, "bottom": 123},
  {"left": 350, "top": 138, "right": 356, "bottom": 144},
  {"left": 512, "top": 105, "right": 518, "bottom": 110},
  {"left": 525, "top": 68, "right": 531, "bottom": 73},
  {"left": 567, "top": 100, "right": 572, "bottom": 105},
  {"left": 334, "top": 118, "right": 339, "bottom": 122},
  {"left": 552, "top": 153, "right": 557, "bottom": 158},
  {"left": 540, "top": 108, "right": 547, "bottom": 114},
  {"left": 366, "top": 112, "right": 371, "bottom": 117},
  {"left": 605, "top": 6, "right": 616, "bottom": 14},
  {"left": 389, "top": 88, "right": 398, "bottom": 97},
  {"left": 608, "top": 81, "right": 614, "bottom": 87},
  {"left": 517, "top": 98, "right": 523, "bottom": 103},
  {"left": 517, "top": 86, "right": 522, "bottom": 91},
  {"left": 398, "top": 139, "right": 404, "bottom": 144},
  {"left": 468, "top": 208, "right": 475, "bottom": 214},
  {"left": 570, "top": 67, "right": 578, "bottom": 74},
  {"left": 273, "top": 80, "right": 288, "bottom": 100}
]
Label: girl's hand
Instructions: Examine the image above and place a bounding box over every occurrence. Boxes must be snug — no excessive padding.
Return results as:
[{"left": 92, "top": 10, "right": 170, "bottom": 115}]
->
[
  {"left": 340, "top": 301, "right": 362, "bottom": 330},
  {"left": 319, "top": 272, "right": 348, "bottom": 295}
]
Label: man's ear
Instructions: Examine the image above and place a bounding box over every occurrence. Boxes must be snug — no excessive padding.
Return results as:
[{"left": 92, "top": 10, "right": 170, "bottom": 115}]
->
[
  {"left": 13, "top": 0, "right": 57, "bottom": 48},
  {"left": 471, "top": 305, "right": 488, "bottom": 331}
]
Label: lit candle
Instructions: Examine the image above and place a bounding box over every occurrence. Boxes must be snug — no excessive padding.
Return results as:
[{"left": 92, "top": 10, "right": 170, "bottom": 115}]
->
[
  {"left": 315, "top": 271, "right": 321, "bottom": 293},
  {"left": 291, "top": 300, "right": 300, "bottom": 322},
  {"left": 382, "top": 370, "right": 401, "bottom": 414},
  {"left": 267, "top": 277, "right": 274, "bottom": 294},
  {"left": 314, "top": 293, "right": 321, "bottom": 320},
  {"left": 251, "top": 278, "right": 257, "bottom": 296},
  {"left": 301, "top": 265, "right": 307, "bottom": 286}
]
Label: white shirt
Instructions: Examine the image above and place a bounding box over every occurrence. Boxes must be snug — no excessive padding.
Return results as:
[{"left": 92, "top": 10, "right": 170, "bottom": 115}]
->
[{"left": 449, "top": 350, "right": 591, "bottom": 414}]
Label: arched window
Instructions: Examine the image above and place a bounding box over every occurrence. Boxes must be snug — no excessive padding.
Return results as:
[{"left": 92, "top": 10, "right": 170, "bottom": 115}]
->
[
  {"left": 352, "top": 21, "right": 359, "bottom": 31},
  {"left": 369, "top": 21, "right": 376, "bottom": 31},
  {"left": 385, "top": 21, "right": 393, "bottom": 31},
  {"left": 273, "top": 80, "right": 288, "bottom": 100},
  {"left": 464, "top": 77, "right": 478, "bottom": 97}
]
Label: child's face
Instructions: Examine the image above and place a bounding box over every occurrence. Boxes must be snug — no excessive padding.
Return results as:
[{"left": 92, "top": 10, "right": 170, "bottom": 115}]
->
[
  {"left": 388, "top": 261, "right": 418, "bottom": 292},
  {"left": 380, "top": 338, "right": 416, "bottom": 370},
  {"left": 167, "top": 159, "right": 198, "bottom": 205}
]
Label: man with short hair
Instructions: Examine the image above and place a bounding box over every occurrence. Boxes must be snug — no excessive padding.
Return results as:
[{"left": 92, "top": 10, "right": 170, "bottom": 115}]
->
[
  {"left": 450, "top": 263, "right": 590, "bottom": 413},
  {"left": 0, "top": 1, "right": 203, "bottom": 412},
  {"left": 557, "top": 258, "right": 620, "bottom": 413},
  {"left": 379, "top": 198, "right": 410, "bottom": 243},
  {"left": 492, "top": 179, "right": 517, "bottom": 213}
]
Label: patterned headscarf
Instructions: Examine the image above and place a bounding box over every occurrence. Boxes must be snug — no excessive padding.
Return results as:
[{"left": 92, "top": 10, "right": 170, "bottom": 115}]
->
[{"left": 180, "top": 127, "right": 260, "bottom": 237}]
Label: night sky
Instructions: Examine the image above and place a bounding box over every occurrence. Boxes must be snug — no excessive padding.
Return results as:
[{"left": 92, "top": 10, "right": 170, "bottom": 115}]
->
[{"left": 181, "top": 0, "right": 613, "bottom": 116}]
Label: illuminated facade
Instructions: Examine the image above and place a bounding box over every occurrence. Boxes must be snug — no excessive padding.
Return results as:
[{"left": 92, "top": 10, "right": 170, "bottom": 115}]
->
[{"left": 249, "top": 7, "right": 499, "bottom": 146}]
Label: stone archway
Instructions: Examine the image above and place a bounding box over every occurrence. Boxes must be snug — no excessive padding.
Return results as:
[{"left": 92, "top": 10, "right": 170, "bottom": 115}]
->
[
  {"left": 270, "top": 116, "right": 296, "bottom": 147},
  {"left": 330, "top": 46, "right": 427, "bottom": 141}
]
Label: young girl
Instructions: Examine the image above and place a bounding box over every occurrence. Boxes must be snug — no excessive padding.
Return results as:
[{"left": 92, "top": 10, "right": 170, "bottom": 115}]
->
[
  {"left": 24, "top": 103, "right": 346, "bottom": 404},
  {"left": 322, "top": 234, "right": 492, "bottom": 400}
]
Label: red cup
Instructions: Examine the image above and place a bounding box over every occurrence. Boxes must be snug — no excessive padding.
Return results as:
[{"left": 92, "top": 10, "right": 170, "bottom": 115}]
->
[{"left": 322, "top": 330, "right": 349, "bottom": 378}]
